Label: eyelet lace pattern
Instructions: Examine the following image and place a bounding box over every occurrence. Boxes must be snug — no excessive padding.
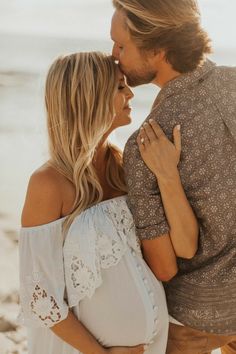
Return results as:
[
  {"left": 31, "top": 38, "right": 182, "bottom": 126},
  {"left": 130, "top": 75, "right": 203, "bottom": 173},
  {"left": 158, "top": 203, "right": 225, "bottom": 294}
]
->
[
  {"left": 19, "top": 196, "right": 142, "bottom": 327},
  {"left": 31, "top": 285, "right": 62, "bottom": 326},
  {"left": 64, "top": 197, "right": 141, "bottom": 307}
]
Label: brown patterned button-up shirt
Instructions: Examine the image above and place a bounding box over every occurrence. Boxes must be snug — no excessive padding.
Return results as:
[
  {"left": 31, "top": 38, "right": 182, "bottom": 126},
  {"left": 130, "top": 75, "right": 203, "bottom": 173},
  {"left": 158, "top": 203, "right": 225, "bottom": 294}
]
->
[{"left": 124, "top": 60, "right": 236, "bottom": 335}]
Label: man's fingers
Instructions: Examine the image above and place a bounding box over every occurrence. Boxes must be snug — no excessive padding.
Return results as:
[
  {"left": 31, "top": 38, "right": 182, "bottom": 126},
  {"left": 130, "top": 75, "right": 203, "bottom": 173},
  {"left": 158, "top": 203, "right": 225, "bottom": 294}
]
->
[{"left": 173, "top": 124, "right": 181, "bottom": 152}]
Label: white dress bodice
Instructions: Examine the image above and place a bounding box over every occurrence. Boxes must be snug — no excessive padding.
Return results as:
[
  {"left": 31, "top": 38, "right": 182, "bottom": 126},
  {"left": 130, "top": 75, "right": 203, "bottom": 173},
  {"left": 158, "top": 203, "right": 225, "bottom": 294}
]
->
[{"left": 19, "top": 196, "right": 168, "bottom": 354}]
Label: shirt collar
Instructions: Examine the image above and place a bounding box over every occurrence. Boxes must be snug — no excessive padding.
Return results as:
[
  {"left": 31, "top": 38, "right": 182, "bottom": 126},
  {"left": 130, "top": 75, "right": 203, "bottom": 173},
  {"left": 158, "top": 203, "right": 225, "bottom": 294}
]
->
[{"left": 153, "top": 59, "right": 216, "bottom": 109}]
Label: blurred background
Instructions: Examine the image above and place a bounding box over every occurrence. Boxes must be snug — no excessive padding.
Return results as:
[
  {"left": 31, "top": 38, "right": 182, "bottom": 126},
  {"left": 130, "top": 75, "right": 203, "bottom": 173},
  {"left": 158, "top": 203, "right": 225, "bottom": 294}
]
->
[{"left": 0, "top": 0, "right": 235, "bottom": 352}]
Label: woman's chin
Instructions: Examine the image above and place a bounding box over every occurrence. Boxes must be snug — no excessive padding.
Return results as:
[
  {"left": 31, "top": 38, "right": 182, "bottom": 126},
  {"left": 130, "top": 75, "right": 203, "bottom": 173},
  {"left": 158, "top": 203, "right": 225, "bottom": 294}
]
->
[{"left": 123, "top": 116, "right": 132, "bottom": 125}]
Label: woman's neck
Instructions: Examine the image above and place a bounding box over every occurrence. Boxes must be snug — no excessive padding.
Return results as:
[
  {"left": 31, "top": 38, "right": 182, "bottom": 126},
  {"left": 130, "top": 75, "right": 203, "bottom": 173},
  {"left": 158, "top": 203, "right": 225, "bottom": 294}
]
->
[
  {"left": 93, "top": 140, "right": 109, "bottom": 170},
  {"left": 93, "top": 140, "right": 126, "bottom": 200}
]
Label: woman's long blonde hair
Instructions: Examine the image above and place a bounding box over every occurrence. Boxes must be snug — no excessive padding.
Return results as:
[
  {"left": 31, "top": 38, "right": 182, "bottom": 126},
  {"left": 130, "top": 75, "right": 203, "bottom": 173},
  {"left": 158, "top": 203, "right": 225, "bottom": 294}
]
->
[{"left": 45, "top": 52, "right": 127, "bottom": 232}]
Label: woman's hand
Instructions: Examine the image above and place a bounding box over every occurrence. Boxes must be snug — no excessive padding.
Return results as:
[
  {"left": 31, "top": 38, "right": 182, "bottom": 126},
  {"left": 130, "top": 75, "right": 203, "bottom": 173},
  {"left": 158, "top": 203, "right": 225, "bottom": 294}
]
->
[
  {"left": 106, "top": 344, "right": 147, "bottom": 354},
  {"left": 137, "top": 119, "right": 181, "bottom": 184}
]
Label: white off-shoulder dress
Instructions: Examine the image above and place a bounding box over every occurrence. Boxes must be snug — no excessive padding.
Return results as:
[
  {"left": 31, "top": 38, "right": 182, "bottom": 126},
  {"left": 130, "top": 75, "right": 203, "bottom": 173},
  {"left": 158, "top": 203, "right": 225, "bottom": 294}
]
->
[{"left": 19, "top": 195, "right": 168, "bottom": 354}]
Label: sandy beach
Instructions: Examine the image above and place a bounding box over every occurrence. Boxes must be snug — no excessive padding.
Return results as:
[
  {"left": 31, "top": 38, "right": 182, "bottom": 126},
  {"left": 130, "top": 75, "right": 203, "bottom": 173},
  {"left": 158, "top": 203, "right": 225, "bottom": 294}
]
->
[{"left": 0, "top": 214, "right": 27, "bottom": 353}]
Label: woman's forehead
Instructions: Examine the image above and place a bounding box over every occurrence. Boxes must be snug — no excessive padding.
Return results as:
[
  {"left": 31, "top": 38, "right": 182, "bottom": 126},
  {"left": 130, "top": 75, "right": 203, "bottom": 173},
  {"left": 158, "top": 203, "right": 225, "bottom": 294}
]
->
[{"left": 116, "top": 66, "right": 125, "bottom": 81}]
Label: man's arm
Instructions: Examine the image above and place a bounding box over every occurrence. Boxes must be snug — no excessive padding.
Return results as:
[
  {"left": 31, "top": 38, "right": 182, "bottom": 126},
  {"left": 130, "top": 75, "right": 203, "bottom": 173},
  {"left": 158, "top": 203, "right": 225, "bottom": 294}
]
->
[
  {"left": 141, "top": 236, "right": 178, "bottom": 282},
  {"left": 124, "top": 133, "right": 178, "bottom": 281},
  {"left": 138, "top": 121, "right": 199, "bottom": 259}
]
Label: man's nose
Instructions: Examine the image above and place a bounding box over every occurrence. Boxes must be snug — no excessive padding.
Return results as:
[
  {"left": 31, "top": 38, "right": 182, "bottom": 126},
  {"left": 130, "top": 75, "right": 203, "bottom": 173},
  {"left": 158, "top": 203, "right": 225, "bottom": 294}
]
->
[{"left": 112, "top": 44, "right": 120, "bottom": 60}]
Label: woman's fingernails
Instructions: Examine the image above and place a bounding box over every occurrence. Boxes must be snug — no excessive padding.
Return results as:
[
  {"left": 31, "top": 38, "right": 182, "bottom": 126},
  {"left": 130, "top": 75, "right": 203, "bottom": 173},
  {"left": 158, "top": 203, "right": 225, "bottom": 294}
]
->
[
  {"left": 176, "top": 124, "right": 181, "bottom": 131},
  {"left": 143, "top": 122, "right": 148, "bottom": 126},
  {"left": 149, "top": 119, "right": 154, "bottom": 123}
]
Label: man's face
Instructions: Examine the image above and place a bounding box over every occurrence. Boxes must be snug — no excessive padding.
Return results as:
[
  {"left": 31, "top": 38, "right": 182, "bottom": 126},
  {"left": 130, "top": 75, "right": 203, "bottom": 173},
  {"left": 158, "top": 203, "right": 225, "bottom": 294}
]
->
[{"left": 110, "top": 10, "right": 157, "bottom": 87}]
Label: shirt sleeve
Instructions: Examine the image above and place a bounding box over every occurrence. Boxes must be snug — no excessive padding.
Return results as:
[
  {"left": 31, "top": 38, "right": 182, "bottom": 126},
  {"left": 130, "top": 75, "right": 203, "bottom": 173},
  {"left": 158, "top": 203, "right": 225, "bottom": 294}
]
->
[
  {"left": 123, "top": 132, "right": 170, "bottom": 240},
  {"left": 18, "top": 221, "right": 69, "bottom": 328},
  {"left": 212, "top": 66, "right": 236, "bottom": 143}
]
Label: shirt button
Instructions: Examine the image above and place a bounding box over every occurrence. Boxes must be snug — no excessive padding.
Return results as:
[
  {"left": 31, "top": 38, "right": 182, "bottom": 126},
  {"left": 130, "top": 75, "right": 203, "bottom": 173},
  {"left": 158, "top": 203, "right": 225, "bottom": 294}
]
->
[
  {"left": 137, "top": 265, "right": 142, "bottom": 271},
  {"left": 143, "top": 278, "right": 148, "bottom": 285},
  {"left": 149, "top": 291, "right": 154, "bottom": 297},
  {"left": 131, "top": 250, "right": 136, "bottom": 256},
  {"left": 153, "top": 305, "right": 158, "bottom": 311}
]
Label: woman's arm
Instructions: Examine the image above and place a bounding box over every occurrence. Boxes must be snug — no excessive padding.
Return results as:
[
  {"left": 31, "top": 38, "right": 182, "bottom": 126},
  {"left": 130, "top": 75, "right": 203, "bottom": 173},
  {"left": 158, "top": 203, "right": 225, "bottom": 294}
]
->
[
  {"left": 21, "top": 166, "right": 145, "bottom": 354},
  {"left": 137, "top": 120, "right": 199, "bottom": 259},
  {"left": 52, "top": 311, "right": 145, "bottom": 354}
]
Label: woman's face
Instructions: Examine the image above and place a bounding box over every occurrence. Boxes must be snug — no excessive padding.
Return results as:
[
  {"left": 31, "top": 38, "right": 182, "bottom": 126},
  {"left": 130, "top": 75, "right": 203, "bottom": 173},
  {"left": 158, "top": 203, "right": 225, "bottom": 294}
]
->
[{"left": 111, "top": 68, "right": 134, "bottom": 130}]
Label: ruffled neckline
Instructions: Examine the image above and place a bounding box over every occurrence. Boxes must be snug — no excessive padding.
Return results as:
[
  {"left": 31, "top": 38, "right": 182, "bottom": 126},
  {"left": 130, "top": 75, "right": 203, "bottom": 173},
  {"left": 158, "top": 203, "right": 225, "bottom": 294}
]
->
[{"left": 21, "top": 195, "right": 128, "bottom": 231}]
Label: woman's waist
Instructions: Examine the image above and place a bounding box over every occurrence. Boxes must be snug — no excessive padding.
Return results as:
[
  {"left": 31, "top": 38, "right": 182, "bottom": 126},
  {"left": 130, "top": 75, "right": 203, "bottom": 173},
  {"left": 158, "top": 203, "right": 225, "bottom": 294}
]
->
[{"left": 76, "top": 257, "right": 167, "bottom": 346}]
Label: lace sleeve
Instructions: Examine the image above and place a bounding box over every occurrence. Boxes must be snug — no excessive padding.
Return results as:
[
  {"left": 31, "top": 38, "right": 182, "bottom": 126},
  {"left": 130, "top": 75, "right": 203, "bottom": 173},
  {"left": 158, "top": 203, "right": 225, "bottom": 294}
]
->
[{"left": 19, "top": 220, "right": 69, "bottom": 328}]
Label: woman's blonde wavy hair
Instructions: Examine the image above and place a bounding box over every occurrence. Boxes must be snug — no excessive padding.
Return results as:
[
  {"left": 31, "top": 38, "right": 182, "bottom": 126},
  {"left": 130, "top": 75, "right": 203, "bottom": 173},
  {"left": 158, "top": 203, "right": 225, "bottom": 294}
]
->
[{"left": 45, "top": 52, "right": 127, "bottom": 233}]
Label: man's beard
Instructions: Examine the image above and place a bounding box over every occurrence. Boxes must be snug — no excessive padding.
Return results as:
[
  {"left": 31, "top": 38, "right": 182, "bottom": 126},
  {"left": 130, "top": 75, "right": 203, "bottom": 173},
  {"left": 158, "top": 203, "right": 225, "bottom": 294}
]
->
[{"left": 120, "top": 65, "right": 156, "bottom": 87}]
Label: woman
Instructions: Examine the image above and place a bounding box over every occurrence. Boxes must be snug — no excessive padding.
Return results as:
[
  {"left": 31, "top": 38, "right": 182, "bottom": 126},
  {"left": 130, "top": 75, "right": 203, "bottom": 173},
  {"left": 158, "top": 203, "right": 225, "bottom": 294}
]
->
[{"left": 19, "top": 52, "right": 198, "bottom": 354}]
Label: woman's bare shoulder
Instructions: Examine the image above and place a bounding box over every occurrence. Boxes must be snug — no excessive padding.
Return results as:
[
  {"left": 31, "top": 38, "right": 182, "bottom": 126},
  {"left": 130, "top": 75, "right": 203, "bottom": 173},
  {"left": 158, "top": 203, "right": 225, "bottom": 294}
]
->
[{"left": 21, "top": 163, "right": 66, "bottom": 227}]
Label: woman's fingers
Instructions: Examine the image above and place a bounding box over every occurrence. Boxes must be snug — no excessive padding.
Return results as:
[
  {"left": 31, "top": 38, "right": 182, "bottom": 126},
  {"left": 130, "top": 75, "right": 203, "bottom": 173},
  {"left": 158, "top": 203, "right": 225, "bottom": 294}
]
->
[
  {"left": 107, "top": 344, "right": 146, "bottom": 354},
  {"left": 142, "top": 122, "right": 156, "bottom": 142},
  {"left": 173, "top": 124, "right": 181, "bottom": 153},
  {"left": 137, "top": 120, "right": 161, "bottom": 149},
  {"left": 140, "top": 127, "right": 149, "bottom": 143},
  {"left": 137, "top": 134, "right": 146, "bottom": 152},
  {"left": 130, "top": 344, "right": 146, "bottom": 353},
  {"left": 138, "top": 120, "right": 181, "bottom": 157},
  {"left": 137, "top": 126, "right": 151, "bottom": 151},
  {"left": 149, "top": 119, "right": 165, "bottom": 139}
]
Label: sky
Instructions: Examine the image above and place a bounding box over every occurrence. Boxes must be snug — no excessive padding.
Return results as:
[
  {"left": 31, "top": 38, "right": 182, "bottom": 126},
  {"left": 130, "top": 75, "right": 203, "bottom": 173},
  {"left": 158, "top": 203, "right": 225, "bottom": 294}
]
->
[{"left": 0, "top": 0, "right": 235, "bottom": 49}]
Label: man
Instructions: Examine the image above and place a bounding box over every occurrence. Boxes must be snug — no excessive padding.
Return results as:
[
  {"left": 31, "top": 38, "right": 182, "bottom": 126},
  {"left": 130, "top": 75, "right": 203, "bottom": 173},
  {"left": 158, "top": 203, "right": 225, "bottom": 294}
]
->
[{"left": 110, "top": 1, "right": 236, "bottom": 353}]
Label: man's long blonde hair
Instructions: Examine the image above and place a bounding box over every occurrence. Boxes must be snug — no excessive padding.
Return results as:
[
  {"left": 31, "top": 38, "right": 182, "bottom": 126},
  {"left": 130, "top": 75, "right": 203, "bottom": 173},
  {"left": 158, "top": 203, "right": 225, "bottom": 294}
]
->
[
  {"left": 113, "top": 0, "right": 212, "bottom": 73},
  {"left": 45, "top": 52, "right": 127, "bottom": 232}
]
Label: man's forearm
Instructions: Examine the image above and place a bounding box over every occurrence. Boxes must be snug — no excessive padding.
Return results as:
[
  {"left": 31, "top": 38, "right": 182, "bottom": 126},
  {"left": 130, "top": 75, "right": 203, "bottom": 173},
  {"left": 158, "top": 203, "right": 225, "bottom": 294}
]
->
[{"left": 157, "top": 172, "right": 199, "bottom": 259}]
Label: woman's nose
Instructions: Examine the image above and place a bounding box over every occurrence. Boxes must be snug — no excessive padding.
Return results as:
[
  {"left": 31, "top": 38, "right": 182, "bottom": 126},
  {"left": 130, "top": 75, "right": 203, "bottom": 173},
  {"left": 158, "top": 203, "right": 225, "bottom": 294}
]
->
[{"left": 126, "top": 87, "right": 134, "bottom": 99}]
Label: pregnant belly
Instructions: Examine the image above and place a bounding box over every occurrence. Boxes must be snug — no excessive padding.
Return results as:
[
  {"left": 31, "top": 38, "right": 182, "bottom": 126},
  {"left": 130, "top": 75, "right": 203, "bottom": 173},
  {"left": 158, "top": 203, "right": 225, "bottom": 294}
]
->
[{"left": 76, "top": 256, "right": 167, "bottom": 348}]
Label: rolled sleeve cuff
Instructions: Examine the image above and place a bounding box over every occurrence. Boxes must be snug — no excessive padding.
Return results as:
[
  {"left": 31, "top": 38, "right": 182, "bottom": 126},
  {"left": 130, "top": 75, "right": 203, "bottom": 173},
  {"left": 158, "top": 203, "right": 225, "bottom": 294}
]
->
[{"left": 136, "top": 221, "right": 170, "bottom": 240}]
